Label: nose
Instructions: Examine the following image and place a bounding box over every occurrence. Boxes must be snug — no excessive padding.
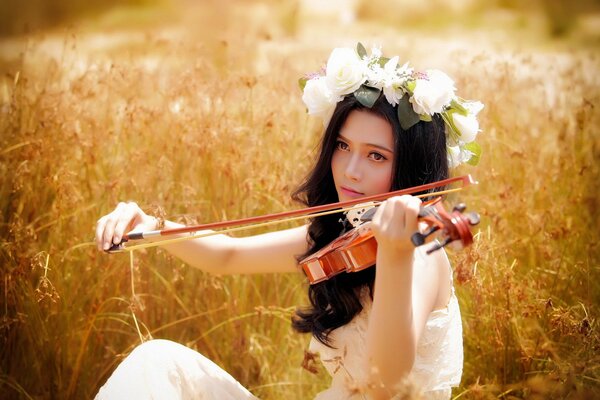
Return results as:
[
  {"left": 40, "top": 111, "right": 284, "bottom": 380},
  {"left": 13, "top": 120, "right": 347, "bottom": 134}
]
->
[{"left": 344, "top": 153, "right": 362, "bottom": 181}]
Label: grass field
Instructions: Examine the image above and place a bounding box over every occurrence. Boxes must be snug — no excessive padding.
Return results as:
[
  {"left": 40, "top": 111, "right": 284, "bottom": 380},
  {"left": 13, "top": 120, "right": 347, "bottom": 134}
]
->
[{"left": 1, "top": 1, "right": 599, "bottom": 398}]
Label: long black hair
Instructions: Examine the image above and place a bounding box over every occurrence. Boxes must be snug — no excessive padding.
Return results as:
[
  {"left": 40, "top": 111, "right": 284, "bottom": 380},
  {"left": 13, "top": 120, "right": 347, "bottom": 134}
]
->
[{"left": 291, "top": 94, "right": 449, "bottom": 346}]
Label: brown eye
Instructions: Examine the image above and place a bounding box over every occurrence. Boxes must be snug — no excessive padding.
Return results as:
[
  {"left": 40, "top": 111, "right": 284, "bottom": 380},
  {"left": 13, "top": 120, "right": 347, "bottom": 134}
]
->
[
  {"left": 369, "top": 152, "right": 387, "bottom": 161},
  {"left": 336, "top": 140, "right": 349, "bottom": 151}
]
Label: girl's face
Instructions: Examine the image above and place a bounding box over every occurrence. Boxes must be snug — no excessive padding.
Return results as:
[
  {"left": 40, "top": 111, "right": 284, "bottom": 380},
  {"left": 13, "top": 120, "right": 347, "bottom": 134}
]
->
[{"left": 331, "top": 110, "right": 395, "bottom": 202}]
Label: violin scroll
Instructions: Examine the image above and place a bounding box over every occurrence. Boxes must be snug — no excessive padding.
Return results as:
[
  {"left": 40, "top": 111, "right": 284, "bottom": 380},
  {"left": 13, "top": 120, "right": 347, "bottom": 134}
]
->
[{"left": 412, "top": 201, "right": 480, "bottom": 254}]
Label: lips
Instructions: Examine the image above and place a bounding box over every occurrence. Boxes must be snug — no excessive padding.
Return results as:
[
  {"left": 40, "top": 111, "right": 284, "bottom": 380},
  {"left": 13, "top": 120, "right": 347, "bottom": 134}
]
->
[{"left": 340, "top": 186, "right": 364, "bottom": 197}]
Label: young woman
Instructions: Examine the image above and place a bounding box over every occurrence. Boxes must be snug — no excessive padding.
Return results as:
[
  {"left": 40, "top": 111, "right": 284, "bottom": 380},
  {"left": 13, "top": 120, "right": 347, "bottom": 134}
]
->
[{"left": 94, "top": 44, "right": 483, "bottom": 399}]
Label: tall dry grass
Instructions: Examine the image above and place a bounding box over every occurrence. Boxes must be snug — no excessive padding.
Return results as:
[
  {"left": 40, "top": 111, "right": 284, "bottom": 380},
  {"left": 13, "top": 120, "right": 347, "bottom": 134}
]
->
[{"left": 1, "top": 2, "right": 599, "bottom": 399}]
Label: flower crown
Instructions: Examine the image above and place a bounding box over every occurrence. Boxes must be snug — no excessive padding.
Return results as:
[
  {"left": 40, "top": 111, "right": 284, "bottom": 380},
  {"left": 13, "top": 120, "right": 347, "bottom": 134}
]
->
[{"left": 299, "top": 43, "right": 483, "bottom": 168}]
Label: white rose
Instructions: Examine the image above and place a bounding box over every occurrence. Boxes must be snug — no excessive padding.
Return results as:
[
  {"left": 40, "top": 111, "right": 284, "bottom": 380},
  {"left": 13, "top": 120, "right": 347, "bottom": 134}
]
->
[
  {"left": 302, "top": 77, "right": 341, "bottom": 125},
  {"left": 325, "top": 48, "right": 366, "bottom": 96},
  {"left": 463, "top": 100, "right": 484, "bottom": 116},
  {"left": 447, "top": 145, "right": 473, "bottom": 168},
  {"left": 451, "top": 112, "right": 480, "bottom": 143},
  {"left": 410, "top": 69, "right": 456, "bottom": 115}
]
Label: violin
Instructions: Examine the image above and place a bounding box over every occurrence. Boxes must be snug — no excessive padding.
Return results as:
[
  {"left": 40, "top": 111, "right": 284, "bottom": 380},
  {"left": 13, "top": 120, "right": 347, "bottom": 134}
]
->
[{"left": 299, "top": 198, "right": 480, "bottom": 285}]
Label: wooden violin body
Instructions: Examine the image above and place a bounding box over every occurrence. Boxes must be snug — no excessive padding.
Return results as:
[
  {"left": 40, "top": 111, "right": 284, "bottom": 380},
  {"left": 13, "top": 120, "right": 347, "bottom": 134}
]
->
[
  {"left": 300, "top": 198, "right": 480, "bottom": 285},
  {"left": 301, "top": 223, "right": 377, "bottom": 284}
]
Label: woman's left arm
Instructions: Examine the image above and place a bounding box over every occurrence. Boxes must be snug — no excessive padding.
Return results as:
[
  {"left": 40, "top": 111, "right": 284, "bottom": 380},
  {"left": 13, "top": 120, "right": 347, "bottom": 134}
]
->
[{"left": 365, "top": 195, "right": 449, "bottom": 398}]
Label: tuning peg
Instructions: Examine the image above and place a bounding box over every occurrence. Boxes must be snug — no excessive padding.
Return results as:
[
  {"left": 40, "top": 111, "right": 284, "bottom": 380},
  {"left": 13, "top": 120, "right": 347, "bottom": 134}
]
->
[
  {"left": 425, "top": 237, "right": 453, "bottom": 254},
  {"left": 452, "top": 203, "right": 467, "bottom": 213},
  {"left": 411, "top": 232, "right": 426, "bottom": 246},
  {"left": 466, "top": 212, "right": 480, "bottom": 226},
  {"left": 411, "top": 225, "right": 440, "bottom": 246}
]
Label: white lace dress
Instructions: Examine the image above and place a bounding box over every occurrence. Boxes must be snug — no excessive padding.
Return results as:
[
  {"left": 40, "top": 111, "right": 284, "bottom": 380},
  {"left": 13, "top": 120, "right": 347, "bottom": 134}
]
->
[{"left": 309, "top": 256, "right": 463, "bottom": 399}]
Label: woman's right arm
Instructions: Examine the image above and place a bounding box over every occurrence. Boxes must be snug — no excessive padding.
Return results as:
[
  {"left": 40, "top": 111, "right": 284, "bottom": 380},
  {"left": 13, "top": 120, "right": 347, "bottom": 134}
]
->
[{"left": 95, "top": 202, "right": 309, "bottom": 275}]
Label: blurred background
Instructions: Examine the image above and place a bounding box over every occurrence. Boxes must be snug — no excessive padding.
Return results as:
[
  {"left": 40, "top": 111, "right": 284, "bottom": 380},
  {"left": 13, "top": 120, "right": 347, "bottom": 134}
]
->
[
  {"left": 1, "top": 0, "right": 599, "bottom": 399},
  {"left": 1, "top": 0, "right": 600, "bottom": 38},
  {"left": 1, "top": 0, "right": 600, "bottom": 39}
]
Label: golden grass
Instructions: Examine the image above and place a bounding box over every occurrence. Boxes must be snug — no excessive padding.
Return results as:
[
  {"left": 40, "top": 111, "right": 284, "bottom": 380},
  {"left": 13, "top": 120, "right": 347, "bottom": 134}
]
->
[{"left": 1, "top": 2, "right": 599, "bottom": 399}]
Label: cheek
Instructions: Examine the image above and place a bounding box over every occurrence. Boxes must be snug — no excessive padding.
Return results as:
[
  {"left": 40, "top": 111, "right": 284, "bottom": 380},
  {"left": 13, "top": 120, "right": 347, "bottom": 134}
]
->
[
  {"left": 373, "top": 165, "right": 393, "bottom": 192},
  {"left": 330, "top": 152, "right": 342, "bottom": 181}
]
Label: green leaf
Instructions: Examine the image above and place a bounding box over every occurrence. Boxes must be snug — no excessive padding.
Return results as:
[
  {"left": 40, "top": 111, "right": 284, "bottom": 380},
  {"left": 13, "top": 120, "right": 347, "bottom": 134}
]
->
[
  {"left": 419, "top": 114, "right": 432, "bottom": 122},
  {"left": 441, "top": 110, "right": 460, "bottom": 141},
  {"left": 357, "top": 42, "right": 368, "bottom": 59},
  {"left": 450, "top": 98, "right": 468, "bottom": 116},
  {"left": 397, "top": 94, "right": 421, "bottom": 130},
  {"left": 354, "top": 85, "right": 381, "bottom": 108},
  {"left": 464, "top": 142, "right": 482, "bottom": 166},
  {"left": 377, "top": 56, "right": 390, "bottom": 67},
  {"left": 298, "top": 77, "right": 308, "bottom": 91}
]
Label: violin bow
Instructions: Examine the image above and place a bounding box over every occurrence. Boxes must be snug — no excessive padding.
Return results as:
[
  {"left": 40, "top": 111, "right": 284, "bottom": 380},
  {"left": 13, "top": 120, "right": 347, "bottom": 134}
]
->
[{"left": 108, "top": 175, "right": 477, "bottom": 253}]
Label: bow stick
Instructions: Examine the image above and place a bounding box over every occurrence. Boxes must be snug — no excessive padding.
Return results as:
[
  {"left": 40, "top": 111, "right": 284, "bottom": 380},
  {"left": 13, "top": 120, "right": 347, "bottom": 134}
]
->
[{"left": 108, "top": 175, "right": 477, "bottom": 253}]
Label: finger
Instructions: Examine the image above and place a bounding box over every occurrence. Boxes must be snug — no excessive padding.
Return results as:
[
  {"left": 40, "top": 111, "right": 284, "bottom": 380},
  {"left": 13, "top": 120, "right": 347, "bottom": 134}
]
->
[
  {"left": 388, "top": 196, "right": 408, "bottom": 228},
  {"left": 113, "top": 204, "right": 139, "bottom": 244},
  {"left": 396, "top": 195, "right": 421, "bottom": 230},
  {"left": 370, "top": 200, "right": 389, "bottom": 233},
  {"left": 96, "top": 216, "right": 107, "bottom": 251},
  {"left": 102, "top": 203, "right": 126, "bottom": 250},
  {"left": 404, "top": 196, "right": 422, "bottom": 230}
]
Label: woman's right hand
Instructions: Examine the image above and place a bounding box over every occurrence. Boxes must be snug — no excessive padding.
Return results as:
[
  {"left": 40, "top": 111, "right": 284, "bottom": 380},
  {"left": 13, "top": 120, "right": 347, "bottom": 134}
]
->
[{"left": 95, "top": 202, "right": 158, "bottom": 251}]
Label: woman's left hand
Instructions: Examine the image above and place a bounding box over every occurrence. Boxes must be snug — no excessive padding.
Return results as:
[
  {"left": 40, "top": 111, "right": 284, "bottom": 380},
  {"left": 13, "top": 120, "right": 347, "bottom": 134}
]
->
[{"left": 370, "top": 195, "right": 422, "bottom": 253}]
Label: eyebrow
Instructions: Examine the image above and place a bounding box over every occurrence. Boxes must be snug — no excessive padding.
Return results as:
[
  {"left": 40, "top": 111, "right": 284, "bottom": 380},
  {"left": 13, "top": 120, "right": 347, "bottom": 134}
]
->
[{"left": 338, "top": 134, "right": 394, "bottom": 154}]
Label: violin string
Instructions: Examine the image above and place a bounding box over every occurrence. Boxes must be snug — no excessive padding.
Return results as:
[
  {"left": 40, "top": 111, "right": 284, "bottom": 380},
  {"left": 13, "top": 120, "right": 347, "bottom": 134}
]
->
[
  {"left": 421, "top": 205, "right": 438, "bottom": 217},
  {"left": 422, "top": 205, "right": 442, "bottom": 221},
  {"left": 116, "top": 187, "right": 463, "bottom": 253}
]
